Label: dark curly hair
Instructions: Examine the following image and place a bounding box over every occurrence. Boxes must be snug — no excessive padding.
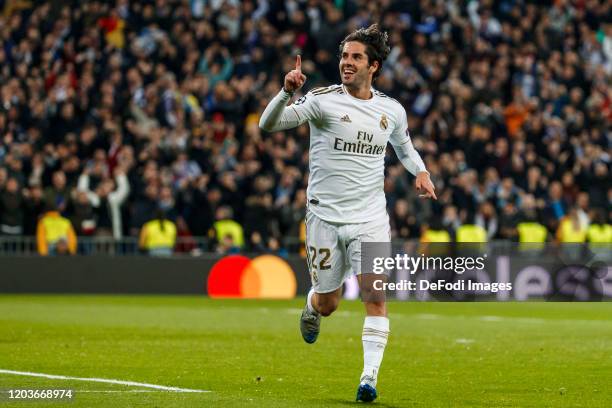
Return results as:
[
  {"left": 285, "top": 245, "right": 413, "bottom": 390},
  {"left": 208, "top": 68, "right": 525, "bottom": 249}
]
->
[{"left": 339, "top": 24, "right": 390, "bottom": 80}]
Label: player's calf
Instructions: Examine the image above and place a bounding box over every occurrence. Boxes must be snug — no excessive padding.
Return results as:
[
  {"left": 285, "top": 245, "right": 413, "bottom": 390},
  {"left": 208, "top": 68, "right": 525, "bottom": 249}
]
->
[
  {"left": 300, "top": 288, "right": 321, "bottom": 343},
  {"left": 300, "top": 288, "right": 342, "bottom": 344},
  {"left": 363, "top": 300, "right": 386, "bottom": 317}
]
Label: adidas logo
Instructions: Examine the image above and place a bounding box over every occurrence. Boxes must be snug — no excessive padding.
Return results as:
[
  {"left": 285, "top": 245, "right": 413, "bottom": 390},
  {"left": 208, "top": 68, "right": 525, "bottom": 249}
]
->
[{"left": 340, "top": 114, "right": 351, "bottom": 123}]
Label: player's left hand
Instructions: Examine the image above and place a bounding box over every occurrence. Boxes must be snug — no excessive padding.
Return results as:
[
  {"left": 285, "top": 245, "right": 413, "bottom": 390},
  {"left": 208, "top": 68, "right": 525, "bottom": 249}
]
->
[{"left": 416, "top": 171, "right": 437, "bottom": 200}]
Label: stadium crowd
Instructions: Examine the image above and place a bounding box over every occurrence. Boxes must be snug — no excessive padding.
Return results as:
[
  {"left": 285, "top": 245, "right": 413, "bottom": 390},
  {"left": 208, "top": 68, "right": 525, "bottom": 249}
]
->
[{"left": 0, "top": 0, "right": 610, "bottom": 255}]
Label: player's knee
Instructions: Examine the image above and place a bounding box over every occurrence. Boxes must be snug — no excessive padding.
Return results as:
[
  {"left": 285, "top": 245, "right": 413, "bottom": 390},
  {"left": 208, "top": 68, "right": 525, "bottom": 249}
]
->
[
  {"left": 318, "top": 304, "right": 337, "bottom": 317},
  {"left": 316, "top": 298, "right": 339, "bottom": 317}
]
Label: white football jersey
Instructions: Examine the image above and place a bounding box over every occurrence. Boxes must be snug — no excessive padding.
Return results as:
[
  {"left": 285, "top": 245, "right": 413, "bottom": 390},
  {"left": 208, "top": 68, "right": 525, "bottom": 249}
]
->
[{"left": 260, "top": 84, "right": 426, "bottom": 224}]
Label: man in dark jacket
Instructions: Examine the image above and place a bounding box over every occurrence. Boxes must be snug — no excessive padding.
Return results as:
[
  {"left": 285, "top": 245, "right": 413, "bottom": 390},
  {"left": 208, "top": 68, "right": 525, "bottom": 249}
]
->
[{"left": 0, "top": 177, "right": 24, "bottom": 236}]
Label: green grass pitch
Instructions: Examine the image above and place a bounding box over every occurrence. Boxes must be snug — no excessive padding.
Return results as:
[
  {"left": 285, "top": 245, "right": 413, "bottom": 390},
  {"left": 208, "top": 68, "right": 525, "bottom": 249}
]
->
[{"left": 0, "top": 295, "right": 611, "bottom": 407}]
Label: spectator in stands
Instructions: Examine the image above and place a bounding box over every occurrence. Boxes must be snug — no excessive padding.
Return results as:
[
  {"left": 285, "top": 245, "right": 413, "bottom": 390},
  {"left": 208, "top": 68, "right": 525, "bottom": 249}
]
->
[
  {"left": 420, "top": 217, "right": 451, "bottom": 243},
  {"left": 158, "top": 186, "right": 178, "bottom": 221},
  {"left": 441, "top": 205, "right": 460, "bottom": 237},
  {"left": 69, "top": 189, "right": 96, "bottom": 235},
  {"left": 243, "top": 175, "right": 274, "bottom": 242},
  {"left": 575, "top": 191, "right": 591, "bottom": 231},
  {"left": 36, "top": 204, "right": 77, "bottom": 256},
  {"left": 174, "top": 217, "right": 198, "bottom": 254},
  {"left": 44, "top": 171, "right": 70, "bottom": 215},
  {"left": 391, "top": 198, "right": 418, "bottom": 239},
  {"left": 475, "top": 201, "right": 499, "bottom": 240},
  {"left": 0, "top": 168, "right": 6, "bottom": 190},
  {"left": 22, "top": 184, "right": 45, "bottom": 235},
  {"left": 279, "top": 188, "right": 307, "bottom": 243},
  {"left": 267, "top": 236, "right": 288, "bottom": 259},
  {"left": 544, "top": 181, "right": 570, "bottom": 232},
  {"left": 587, "top": 209, "right": 612, "bottom": 244},
  {"left": 556, "top": 207, "right": 588, "bottom": 243},
  {"left": 456, "top": 213, "right": 488, "bottom": 243},
  {"left": 77, "top": 165, "right": 130, "bottom": 239},
  {"left": 248, "top": 231, "right": 267, "bottom": 253},
  {"left": 0, "top": 0, "right": 609, "bottom": 251},
  {"left": 183, "top": 183, "right": 220, "bottom": 238},
  {"left": 516, "top": 194, "right": 549, "bottom": 245},
  {"left": 212, "top": 206, "right": 244, "bottom": 250},
  {"left": 216, "top": 234, "right": 240, "bottom": 255},
  {"left": 131, "top": 184, "right": 159, "bottom": 237},
  {"left": 198, "top": 43, "right": 234, "bottom": 88},
  {"left": 452, "top": 171, "right": 478, "bottom": 217},
  {"left": 498, "top": 200, "right": 520, "bottom": 241},
  {"left": 139, "top": 209, "right": 177, "bottom": 257},
  {"left": 0, "top": 177, "right": 24, "bottom": 236},
  {"left": 496, "top": 178, "right": 521, "bottom": 210}
]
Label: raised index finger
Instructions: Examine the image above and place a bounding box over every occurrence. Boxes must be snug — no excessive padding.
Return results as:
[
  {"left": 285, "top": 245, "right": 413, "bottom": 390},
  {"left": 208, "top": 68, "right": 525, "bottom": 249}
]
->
[{"left": 296, "top": 55, "right": 302, "bottom": 72}]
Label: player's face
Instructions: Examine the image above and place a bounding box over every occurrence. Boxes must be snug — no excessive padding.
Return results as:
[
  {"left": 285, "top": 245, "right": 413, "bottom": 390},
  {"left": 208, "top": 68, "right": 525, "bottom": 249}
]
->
[{"left": 339, "top": 41, "right": 378, "bottom": 88}]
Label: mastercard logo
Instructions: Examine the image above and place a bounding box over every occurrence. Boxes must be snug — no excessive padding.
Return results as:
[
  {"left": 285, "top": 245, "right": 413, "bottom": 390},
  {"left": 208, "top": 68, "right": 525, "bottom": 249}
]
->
[{"left": 207, "top": 255, "right": 297, "bottom": 299}]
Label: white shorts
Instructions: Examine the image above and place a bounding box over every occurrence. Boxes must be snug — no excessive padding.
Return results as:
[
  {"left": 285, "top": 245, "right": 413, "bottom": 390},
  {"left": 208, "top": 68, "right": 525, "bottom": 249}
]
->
[{"left": 305, "top": 210, "right": 391, "bottom": 293}]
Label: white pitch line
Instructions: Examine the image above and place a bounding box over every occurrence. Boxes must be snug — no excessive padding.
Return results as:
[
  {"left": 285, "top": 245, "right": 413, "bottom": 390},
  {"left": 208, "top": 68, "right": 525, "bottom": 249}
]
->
[
  {"left": 0, "top": 369, "right": 210, "bottom": 393},
  {"left": 1, "top": 390, "right": 163, "bottom": 395},
  {"left": 76, "top": 390, "right": 167, "bottom": 393}
]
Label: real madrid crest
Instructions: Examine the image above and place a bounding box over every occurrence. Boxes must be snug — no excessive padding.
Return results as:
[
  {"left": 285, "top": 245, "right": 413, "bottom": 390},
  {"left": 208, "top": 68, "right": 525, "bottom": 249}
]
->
[
  {"left": 380, "top": 114, "right": 388, "bottom": 130},
  {"left": 311, "top": 269, "right": 318, "bottom": 284}
]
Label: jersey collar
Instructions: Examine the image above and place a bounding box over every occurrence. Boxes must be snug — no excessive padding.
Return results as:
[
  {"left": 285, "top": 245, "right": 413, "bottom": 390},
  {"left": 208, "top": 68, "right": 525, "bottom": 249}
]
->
[{"left": 341, "top": 84, "right": 377, "bottom": 102}]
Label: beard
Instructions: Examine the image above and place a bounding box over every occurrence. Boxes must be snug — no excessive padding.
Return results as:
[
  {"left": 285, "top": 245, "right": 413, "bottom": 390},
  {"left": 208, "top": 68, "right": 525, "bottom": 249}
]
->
[{"left": 341, "top": 70, "right": 365, "bottom": 87}]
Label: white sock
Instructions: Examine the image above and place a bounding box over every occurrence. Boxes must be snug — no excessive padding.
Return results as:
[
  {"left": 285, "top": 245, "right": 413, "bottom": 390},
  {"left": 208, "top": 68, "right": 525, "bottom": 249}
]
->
[
  {"left": 361, "top": 316, "right": 389, "bottom": 385},
  {"left": 307, "top": 287, "right": 318, "bottom": 315}
]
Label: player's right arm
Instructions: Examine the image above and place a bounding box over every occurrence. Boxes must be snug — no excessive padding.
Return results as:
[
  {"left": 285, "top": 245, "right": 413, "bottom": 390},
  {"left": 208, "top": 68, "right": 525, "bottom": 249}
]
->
[{"left": 259, "top": 55, "right": 321, "bottom": 132}]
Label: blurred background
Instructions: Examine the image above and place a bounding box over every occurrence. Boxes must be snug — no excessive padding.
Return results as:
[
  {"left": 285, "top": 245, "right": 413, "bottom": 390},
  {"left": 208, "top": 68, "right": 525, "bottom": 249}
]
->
[
  {"left": 0, "top": 0, "right": 610, "bottom": 262},
  {"left": 0, "top": 5, "right": 610, "bottom": 405}
]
